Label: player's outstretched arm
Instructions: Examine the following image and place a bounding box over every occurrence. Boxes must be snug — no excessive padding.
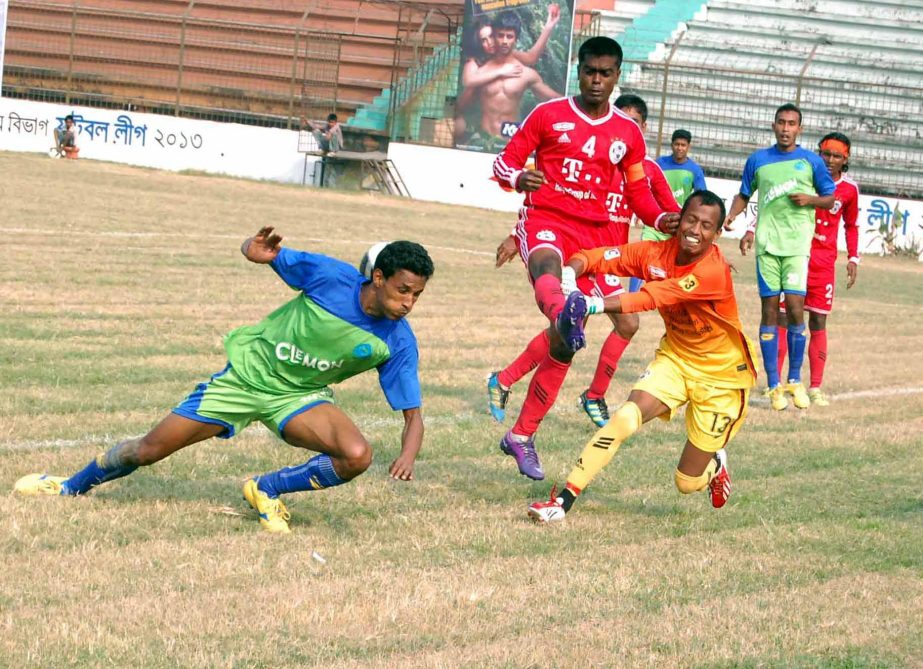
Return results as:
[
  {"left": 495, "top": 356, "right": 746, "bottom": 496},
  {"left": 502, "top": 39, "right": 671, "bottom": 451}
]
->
[
  {"left": 516, "top": 3, "right": 559, "bottom": 66},
  {"left": 241, "top": 226, "right": 283, "bottom": 264},
  {"left": 389, "top": 407, "right": 424, "bottom": 481}
]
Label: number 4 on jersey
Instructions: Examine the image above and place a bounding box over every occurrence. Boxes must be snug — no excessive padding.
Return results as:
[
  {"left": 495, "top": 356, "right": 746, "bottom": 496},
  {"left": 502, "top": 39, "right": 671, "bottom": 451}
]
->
[{"left": 581, "top": 136, "right": 596, "bottom": 159}]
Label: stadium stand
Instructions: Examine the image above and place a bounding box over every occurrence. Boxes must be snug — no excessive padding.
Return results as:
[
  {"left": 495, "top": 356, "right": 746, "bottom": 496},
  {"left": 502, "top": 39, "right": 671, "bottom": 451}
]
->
[
  {"left": 2, "top": 0, "right": 462, "bottom": 126},
  {"left": 3, "top": 0, "right": 920, "bottom": 197},
  {"left": 620, "top": 0, "right": 923, "bottom": 197}
]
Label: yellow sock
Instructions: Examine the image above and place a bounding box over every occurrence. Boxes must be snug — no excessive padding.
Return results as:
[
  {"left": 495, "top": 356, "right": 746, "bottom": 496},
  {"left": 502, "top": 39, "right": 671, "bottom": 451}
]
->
[
  {"left": 673, "top": 458, "right": 718, "bottom": 495},
  {"left": 566, "top": 401, "right": 642, "bottom": 492}
]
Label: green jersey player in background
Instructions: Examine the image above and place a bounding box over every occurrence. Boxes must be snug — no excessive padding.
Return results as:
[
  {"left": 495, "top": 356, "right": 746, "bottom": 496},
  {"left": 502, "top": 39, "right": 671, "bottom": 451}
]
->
[
  {"left": 14, "top": 227, "right": 435, "bottom": 535},
  {"left": 724, "top": 103, "right": 835, "bottom": 411},
  {"left": 629, "top": 127, "right": 707, "bottom": 293}
]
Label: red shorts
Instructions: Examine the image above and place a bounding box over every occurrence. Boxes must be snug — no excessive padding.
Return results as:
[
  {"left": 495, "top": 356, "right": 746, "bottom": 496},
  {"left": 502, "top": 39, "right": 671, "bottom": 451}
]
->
[
  {"left": 804, "top": 254, "right": 836, "bottom": 314},
  {"left": 780, "top": 255, "right": 836, "bottom": 314},
  {"left": 515, "top": 209, "right": 626, "bottom": 298}
]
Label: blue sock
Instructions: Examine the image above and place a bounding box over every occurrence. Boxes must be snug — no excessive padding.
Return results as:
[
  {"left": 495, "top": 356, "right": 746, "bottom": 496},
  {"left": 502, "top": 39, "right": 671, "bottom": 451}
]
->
[
  {"left": 628, "top": 277, "right": 644, "bottom": 293},
  {"left": 256, "top": 454, "right": 346, "bottom": 498},
  {"left": 787, "top": 324, "right": 807, "bottom": 383},
  {"left": 759, "top": 325, "right": 780, "bottom": 388},
  {"left": 63, "top": 456, "right": 138, "bottom": 496}
]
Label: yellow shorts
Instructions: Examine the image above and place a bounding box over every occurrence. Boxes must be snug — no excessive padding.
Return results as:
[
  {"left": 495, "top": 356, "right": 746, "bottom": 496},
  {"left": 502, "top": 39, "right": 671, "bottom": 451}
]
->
[{"left": 633, "top": 351, "right": 750, "bottom": 453}]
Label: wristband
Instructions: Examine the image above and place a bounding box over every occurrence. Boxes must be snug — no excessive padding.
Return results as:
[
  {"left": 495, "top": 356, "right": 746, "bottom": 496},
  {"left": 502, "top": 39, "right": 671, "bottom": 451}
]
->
[
  {"left": 848, "top": 256, "right": 860, "bottom": 265},
  {"left": 509, "top": 169, "right": 523, "bottom": 191}
]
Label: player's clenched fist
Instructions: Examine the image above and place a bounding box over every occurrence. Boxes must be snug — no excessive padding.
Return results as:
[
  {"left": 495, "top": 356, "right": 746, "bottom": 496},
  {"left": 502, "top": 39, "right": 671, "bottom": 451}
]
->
[{"left": 516, "top": 169, "right": 546, "bottom": 192}]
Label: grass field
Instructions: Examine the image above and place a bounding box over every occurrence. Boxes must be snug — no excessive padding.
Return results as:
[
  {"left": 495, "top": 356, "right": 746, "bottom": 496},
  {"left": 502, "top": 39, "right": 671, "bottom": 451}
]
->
[{"left": 2, "top": 152, "right": 922, "bottom": 668}]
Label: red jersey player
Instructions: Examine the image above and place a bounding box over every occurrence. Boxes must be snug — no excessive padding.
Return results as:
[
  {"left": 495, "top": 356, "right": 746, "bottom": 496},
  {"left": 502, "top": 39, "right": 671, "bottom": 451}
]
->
[
  {"left": 490, "top": 36, "right": 677, "bottom": 480},
  {"left": 770, "top": 132, "right": 860, "bottom": 405},
  {"left": 489, "top": 94, "right": 679, "bottom": 431}
]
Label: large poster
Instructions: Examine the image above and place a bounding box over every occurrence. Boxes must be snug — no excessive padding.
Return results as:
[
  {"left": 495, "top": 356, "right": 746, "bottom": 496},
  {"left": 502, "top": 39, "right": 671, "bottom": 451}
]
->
[
  {"left": 0, "top": 0, "right": 8, "bottom": 92},
  {"left": 454, "top": 0, "right": 574, "bottom": 153}
]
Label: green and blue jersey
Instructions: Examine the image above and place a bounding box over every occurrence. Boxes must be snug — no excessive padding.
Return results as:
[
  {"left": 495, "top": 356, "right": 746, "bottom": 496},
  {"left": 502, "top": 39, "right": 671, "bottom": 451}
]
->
[
  {"left": 740, "top": 145, "right": 835, "bottom": 257},
  {"left": 656, "top": 155, "right": 707, "bottom": 206},
  {"left": 223, "top": 248, "right": 421, "bottom": 410}
]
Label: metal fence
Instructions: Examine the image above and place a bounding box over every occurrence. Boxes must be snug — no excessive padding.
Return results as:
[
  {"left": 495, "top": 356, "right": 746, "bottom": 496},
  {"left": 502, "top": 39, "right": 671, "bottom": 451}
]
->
[
  {"left": 2, "top": 0, "right": 459, "bottom": 129},
  {"left": 574, "top": 13, "right": 923, "bottom": 199},
  {"left": 4, "top": 1, "right": 920, "bottom": 198},
  {"left": 384, "top": 11, "right": 923, "bottom": 197}
]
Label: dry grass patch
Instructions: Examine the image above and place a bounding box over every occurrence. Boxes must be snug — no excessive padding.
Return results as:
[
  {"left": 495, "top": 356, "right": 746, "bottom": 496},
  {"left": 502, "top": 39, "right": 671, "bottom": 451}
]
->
[{"left": 1, "top": 152, "right": 921, "bottom": 668}]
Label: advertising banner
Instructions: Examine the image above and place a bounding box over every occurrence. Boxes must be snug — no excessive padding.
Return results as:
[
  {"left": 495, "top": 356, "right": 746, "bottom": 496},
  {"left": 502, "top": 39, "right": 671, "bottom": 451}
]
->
[{"left": 454, "top": 0, "right": 574, "bottom": 153}]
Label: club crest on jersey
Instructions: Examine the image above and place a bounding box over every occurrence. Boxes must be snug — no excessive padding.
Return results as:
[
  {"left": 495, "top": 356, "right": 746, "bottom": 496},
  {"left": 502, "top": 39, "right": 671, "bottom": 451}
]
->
[
  {"left": 553, "top": 122, "right": 575, "bottom": 132},
  {"left": 604, "top": 248, "right": 621, "bottom": 260},
  {"left": 678, "top": 274, "right": 699, "bottom": 292},
  {"left": 603, "top": 274, "right": 621, "bottom": 287},
  {"left": 648, "top": 265, "right": 667, "bottom": 279},
  {"left": 609, "top": 140, "right": 627, "bottom": 164},
  {"left": 536, "top": 229, "right": 557, "bottom": 242},
  {"left": 353, "top": 343, "right": 373, "bottom": 359},
  {"left": 557, "top": 132, "right": 571, "bottom": 144},
  {"left": 831, "top": 200, "right": 843, "bottom": 215}
]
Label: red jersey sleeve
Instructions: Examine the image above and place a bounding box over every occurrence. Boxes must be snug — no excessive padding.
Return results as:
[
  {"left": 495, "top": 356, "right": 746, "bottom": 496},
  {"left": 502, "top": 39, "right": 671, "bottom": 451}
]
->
[
  {"left": 645, "top": 159, "right": 681, "bottom": 212},
  {"left": 619, "top": 124, "right": 667, "bottom": 227},
  {"left": 843, "top": 181, "right": 860, "bottom": 260},
  {"left": 493, "top": 106, "right": 544, "bottom": 190}
]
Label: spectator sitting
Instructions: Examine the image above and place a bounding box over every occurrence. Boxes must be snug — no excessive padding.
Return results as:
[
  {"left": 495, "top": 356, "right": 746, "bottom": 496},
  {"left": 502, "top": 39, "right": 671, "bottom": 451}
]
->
[{"left": 301, "top": 113, "right": 343, "bottom": 156}]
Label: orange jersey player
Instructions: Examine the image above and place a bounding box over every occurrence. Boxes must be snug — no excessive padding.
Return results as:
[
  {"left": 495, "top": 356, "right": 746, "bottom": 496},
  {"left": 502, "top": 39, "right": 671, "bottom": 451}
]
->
[{"left": 528, "top": 190, "right": 758, "bottom": 522}]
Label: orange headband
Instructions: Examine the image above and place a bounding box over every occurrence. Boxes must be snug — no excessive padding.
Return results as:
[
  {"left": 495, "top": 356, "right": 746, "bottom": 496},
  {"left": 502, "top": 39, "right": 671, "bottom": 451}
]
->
[{"left": 820, "top": 138, "right": 849, "bottom": 157}]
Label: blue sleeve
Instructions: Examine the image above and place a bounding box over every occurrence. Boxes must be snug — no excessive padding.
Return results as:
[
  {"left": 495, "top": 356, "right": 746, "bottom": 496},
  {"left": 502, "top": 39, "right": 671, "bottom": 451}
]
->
[
  {"left": 809, "top": 153, "right": 836, "bottom": 196},
  {"left": 270, "top": 247, "right": 353, "bottom": 293},
  {"left": 377, "top": 339, "right": 421, "bottom": 410},
  {"left": 693, "top": 162, "right": 707, "bottom": 191},
  {"left": 740, "top": 154, "right": 758, "bottom": 198}
]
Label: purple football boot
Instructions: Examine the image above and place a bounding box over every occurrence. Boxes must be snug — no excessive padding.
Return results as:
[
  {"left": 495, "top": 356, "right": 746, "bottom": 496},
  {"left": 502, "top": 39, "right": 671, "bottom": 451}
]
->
[
  {"left": 500, "top": 431, "right": 545, "bottom": 480},
  {"left": 556, "top": 292, "right": 588, "bottom": 353}
]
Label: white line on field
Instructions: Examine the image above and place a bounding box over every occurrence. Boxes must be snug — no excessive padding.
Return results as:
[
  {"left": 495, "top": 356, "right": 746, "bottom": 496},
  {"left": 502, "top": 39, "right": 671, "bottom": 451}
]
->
[
  {"left": 748, "top": 385, "right": 923, "bottom": 405},
  {"left": 0, "top": 228, "right": 494, "bottom": 257},
  {"left": 3, "top": 385, "right": 921, "bottom": 453}
]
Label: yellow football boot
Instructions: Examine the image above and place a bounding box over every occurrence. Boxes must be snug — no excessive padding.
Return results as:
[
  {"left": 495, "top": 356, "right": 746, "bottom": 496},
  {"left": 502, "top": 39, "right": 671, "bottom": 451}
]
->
[
  {"left": 242, "top": 479, "right": 291, "bottom": 534},
  {"left": 808, "top": 387, "right": 830, "bottom": 407},
  {"left": 786, "top": 382, "right": 810, "bottom": 410},
  {"left": 768, "top": 385, "right": 789, "bottom": 411},
  {"left": 13, "top": 473, "right": 68, "bottom": 496}
]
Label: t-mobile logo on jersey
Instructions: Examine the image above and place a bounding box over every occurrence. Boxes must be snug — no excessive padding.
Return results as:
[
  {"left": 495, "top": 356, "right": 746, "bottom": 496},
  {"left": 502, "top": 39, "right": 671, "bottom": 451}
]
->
[
  {"left": 606, "top": 192, "right": 624, "bottom": 212},
  {"left": 562, "top": 157, "right": 583, "bottom": 183}
]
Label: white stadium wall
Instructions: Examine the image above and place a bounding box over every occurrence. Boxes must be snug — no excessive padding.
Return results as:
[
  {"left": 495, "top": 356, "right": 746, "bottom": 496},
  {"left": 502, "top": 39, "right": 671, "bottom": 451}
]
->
[
  {"left": 0, "top": 98, "right": 317, "bottom": 183},
  {"left": 2, "top": 97, "right": 920, "bottom": 258}
]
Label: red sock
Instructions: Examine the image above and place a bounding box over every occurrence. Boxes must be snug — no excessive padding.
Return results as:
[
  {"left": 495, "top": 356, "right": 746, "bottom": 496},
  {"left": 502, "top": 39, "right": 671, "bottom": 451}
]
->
[
  {"left": 587, "top": 332, "right": 631, "bottom": 399},
  {"left": 776, "top": 325, "right": 788, "bottom": 381},
  {"left": 498, "top": 330, "right": 549, "bottom": 388},
  {"left": 512, "top": 354, "right": 570, "bottom": 437},
  {"left": 533, "top": 274, "right": 565, "bottom": 322},
  {"left": 809, "top": 329, "right": 828, "bottom": 389}
]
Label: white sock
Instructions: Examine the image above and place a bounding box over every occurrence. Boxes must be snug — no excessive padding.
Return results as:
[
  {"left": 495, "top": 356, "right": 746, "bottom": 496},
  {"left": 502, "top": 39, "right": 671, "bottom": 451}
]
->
[{"left": 585, "top": 295, "right": 605, "bottom": 315}]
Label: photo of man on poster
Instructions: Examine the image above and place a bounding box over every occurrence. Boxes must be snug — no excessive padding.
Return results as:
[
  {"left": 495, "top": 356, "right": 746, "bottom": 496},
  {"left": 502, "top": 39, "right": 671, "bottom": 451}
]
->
[{"left": 454, "top": 0, "right": 574, "bottom": 152}]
